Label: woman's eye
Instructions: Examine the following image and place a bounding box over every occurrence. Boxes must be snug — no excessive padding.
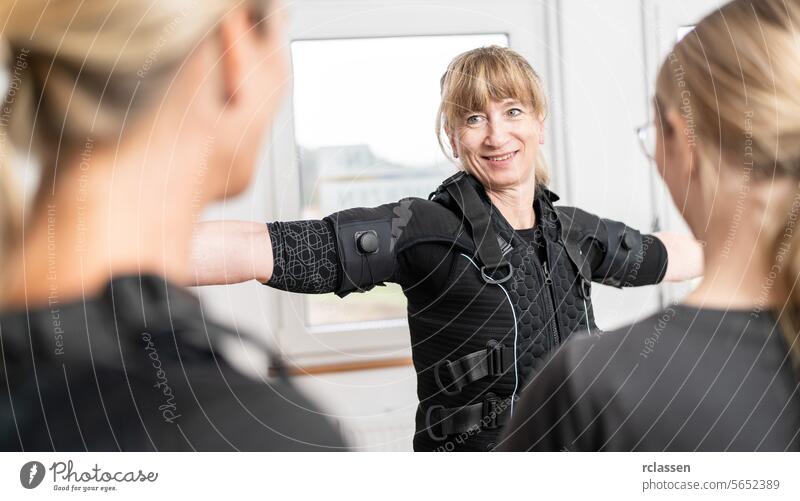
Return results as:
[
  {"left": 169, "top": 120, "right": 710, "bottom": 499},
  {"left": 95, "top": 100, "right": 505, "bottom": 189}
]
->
[
  {"left": 507, "top": 108, "right": 523, "bottom": 117},
  {"left": 466, "top": 115, "right": 485, "bottom": 125}
]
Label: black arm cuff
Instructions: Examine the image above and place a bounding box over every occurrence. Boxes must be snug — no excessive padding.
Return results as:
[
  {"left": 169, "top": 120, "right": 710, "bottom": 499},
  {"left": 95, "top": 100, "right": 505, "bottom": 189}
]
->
[
  {"left": 633, "top": 234, "right": 668, "bottom": 286},
  {"left": 590, "top": 221, "right": 668, "bottom": 288},
  {"left": 265, "top": 220, "right": 341, "bottom": 294}
]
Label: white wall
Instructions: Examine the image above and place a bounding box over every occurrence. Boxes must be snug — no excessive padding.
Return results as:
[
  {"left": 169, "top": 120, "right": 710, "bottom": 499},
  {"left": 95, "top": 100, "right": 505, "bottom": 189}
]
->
[{"left": 552, "top": 0, "right": 663, "bottom": 330}]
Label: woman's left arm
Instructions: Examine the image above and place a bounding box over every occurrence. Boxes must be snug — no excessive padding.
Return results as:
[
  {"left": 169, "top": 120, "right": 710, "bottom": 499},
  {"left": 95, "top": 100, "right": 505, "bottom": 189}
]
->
[
  {"left": 558, "top": 206, "right": 702, "bottom": 287},
  {"left": 651, "top": 231, "right": 704, "bottom": 282}
]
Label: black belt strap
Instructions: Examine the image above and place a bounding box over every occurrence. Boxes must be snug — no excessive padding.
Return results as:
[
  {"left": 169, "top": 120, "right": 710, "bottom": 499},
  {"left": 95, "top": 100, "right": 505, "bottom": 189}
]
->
[
  {"left": 425, "top": 394, "right": 513, "bottom": 440},
  {"left": 443, "top": 173, "right": 512, "bottom": 283},
  {"left": 434, "top": 343, "right": 516, "bottom": 396}
]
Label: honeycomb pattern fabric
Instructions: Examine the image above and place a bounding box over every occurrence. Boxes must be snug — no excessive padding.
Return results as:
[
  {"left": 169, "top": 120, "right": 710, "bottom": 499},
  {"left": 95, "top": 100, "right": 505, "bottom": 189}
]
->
[
  {"left": 266, "top": 220, "right": 339, "bottom": 293},
  {"left": 504, "top": 235, "right": 552, "bottom": 379},
  {"left": 500, "top": 198, "right": 596, "bottom": 381}
]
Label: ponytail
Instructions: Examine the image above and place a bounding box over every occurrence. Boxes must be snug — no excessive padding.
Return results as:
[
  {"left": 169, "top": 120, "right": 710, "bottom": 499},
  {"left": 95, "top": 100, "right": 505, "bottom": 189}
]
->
[
  {"left": 0, "top": 39, "right": 22, "bottom": 278},
  {"left": 772, "top": 185, "right": 800, "bottom": 370},
  {"left": 0, "top": 151, "right": 19, "bottom": 275},
  {"left": 656, "top": 0, "right": 800, "bottom": 372}
]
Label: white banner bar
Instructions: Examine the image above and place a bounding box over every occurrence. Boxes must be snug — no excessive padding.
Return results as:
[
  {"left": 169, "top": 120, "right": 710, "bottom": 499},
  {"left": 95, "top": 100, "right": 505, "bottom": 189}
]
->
[{"left": 1, "top": 452, "right": 798, "bottom": 499}]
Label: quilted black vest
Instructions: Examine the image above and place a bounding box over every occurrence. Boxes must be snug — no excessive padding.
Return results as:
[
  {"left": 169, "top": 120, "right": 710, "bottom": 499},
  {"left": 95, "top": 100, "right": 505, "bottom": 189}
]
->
[{"left": 408, "top": 173, "right": 598, "bottom": 452}]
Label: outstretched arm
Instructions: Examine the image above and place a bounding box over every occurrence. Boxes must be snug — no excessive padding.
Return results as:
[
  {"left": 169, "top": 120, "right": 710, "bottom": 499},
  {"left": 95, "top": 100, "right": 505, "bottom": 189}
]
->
[
  {"left": 189, "top": 220, "right": 273, "bottom": 286},
  {"left": 189, "top": 203, "right": 400, "bottom": 294},
  {"left": 652, "top": 231, "right": 704, "bottom": 282},
  {"left": 559, "top": 206, "right": 703, "bottom": 287}
]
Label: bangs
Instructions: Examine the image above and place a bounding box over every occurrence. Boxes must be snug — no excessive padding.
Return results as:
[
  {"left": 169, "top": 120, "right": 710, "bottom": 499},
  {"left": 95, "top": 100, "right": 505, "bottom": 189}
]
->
[{"left": 439, "top": 46, "right": 544, "bottom": 129}]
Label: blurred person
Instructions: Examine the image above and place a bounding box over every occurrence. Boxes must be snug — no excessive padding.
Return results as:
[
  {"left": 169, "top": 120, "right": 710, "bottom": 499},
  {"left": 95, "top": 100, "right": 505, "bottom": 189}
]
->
[
  {"left": 500, "top": 0, "right": 800, "bottom": 451},
  {"left": 0, "top": 0, "right": 344, "bottom": 451},
  {"left": 190, "top": 46, "right": 704, "bottom": 451}
]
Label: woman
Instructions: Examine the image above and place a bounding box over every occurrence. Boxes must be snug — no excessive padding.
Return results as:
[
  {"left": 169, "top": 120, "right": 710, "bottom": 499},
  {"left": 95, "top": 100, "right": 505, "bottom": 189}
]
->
[
  {"left": 192, "top": 46, "right": 703, "bottom": 451},
  {"left": 500, "top": 0, "right": 800, "bottom": 451},
  {"left": 0, "top": 0, "right": 344, "bottom": 451}
]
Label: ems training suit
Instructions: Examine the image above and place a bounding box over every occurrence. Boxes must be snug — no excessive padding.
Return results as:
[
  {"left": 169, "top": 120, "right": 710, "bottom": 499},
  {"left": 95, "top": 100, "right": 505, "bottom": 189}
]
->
[
  {"left": 499, "top": 304, "right": 800, "bottom": 451},
  {"left": 0, "top": 275, "right": 346, "bottom": 451},
  {"left": 266, "top": 172, "right": 669, "bottom": 451}
]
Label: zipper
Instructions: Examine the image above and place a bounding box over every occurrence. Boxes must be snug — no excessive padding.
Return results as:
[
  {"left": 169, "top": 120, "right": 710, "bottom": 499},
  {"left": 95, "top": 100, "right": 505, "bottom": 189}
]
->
[{"left": 541, "top": 258, "right": 561, "bottom": 349}]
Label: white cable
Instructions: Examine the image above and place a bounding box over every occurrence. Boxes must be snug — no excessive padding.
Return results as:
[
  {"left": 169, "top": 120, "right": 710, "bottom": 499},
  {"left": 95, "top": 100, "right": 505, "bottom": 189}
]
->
[
  {"left": 583, "top": 298, "right": 592, "bottom": 337},
  {"left": 460, "top": 254, "right": 520, "bottom": 417}
]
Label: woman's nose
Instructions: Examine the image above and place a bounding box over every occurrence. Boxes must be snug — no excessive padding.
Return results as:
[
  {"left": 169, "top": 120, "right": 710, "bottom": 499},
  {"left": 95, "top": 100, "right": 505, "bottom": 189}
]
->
[{"left": 484, "top": 120, "right": 511, "bottom": 147}]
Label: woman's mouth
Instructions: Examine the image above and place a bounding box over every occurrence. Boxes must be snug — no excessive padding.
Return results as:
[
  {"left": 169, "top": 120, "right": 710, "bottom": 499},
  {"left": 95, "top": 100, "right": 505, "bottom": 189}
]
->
[{"left": 482, "top": 150, "right": 518, "bottom": 166}]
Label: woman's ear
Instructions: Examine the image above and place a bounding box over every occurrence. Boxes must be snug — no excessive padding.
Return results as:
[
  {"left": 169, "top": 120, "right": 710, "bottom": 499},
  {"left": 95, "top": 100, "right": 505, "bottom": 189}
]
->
[
  {"left": 449, "top": 134, "right": 459, "bottom": 159},
  {"left": 217, "top": 7, "right": 251, "bottom": 104},
  {"left": 664, "top": 108, "right": 695, "bottom": 179}
]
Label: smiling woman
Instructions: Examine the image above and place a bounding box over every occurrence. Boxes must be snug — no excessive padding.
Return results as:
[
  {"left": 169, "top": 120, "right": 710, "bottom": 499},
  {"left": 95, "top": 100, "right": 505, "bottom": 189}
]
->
[
  {"left": 437, "top": 46, "right": 549, "bottom": 211},
  {"left": 190, "top": 45, "right": 704, "bottom": 451}
]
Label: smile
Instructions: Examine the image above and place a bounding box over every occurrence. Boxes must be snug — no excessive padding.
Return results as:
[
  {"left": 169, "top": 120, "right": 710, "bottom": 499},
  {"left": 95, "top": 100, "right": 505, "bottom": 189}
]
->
[{"left": 482, "top": 150, "right": 518, "bottom": 162}]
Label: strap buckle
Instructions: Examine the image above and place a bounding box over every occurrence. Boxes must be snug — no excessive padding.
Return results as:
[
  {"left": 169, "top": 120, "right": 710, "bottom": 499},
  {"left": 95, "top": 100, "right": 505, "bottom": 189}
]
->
[
  {"left": 433, "top": 358, "right": 464, "bottom": 396},
  {"left": 487, "top": 341, "right": 505, "bottom": 376},
  {"left": 482, "top": 394, "right": 502, "bottom": 430},
  {"left": 425, "top": 405, "right": 448, "bottom": 441},
  {"left": 480, "top": 262, "right": 513, "bottom": 285}
]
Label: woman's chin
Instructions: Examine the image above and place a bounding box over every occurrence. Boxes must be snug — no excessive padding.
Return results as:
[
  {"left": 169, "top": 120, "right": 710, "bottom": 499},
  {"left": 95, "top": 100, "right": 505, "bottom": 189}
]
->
[{"left": 479, "top": 166, "right": 532, "bottom": 190}]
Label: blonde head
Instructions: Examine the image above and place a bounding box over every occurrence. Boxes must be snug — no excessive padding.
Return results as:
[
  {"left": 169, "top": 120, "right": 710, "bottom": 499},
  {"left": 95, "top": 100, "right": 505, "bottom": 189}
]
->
[
  {"left": 655, "top": 0, "right": 800, "bottom": 367},
  {"left": 436, "top": 45, "right": 550, "bottom": 187},
  {"left": 0, "top": 0, "right": 272, "bottom": 272}
]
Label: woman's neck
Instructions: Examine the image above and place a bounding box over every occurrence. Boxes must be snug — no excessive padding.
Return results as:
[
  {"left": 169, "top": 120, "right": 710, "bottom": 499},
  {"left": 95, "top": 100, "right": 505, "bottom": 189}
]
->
[
  {"left": 1, "top": 130, "right": 208, "bottom": 310},
  {"left": 486, "top": 183, "right": 537, "bottom": 230},
  {"left": 682, "top": 181, "right": 796, "bottom": 312}
]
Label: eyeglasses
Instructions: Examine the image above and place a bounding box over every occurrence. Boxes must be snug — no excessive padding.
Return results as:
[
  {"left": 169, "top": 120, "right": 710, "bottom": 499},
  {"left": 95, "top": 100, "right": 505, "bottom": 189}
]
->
[{"left": 635, "top": 122, "right": 657, "bottom": 162}]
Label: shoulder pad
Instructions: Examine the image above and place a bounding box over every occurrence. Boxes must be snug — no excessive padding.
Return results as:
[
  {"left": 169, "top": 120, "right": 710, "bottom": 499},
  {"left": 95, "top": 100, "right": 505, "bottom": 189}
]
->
[
  {"left": 325, "top": 198, "right": 473, "bottom": 297},
  {"left": 554, "top": 206, "right": 598, "bottom": 282}
]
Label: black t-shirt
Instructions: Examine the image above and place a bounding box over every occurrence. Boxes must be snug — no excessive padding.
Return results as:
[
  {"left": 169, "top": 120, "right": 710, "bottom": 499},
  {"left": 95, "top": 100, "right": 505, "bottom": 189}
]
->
[
  {"left": 499, "top": 304, "right": 800, "bottom": 451},
  {"left": 0, "top": 275, "right": 346, "bottom": 451}
]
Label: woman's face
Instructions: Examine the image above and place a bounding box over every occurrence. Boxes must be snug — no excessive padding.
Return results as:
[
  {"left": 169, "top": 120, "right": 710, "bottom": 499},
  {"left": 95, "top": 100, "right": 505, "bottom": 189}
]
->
[
  {"left": 451, "top": 98, "right": 543, "bottom": 192},
  {"left": 654, "top": 104, "right": 705, "bottom": 237},
  {"left": 216, "top": 3, "right": 289, "bottom": 199}
]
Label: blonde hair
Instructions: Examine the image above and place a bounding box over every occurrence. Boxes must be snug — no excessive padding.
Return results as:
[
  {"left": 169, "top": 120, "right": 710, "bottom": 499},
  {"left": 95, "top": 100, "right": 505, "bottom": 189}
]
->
[
  {"left": 0, "top": 0, "right": 271, "bottom": 271},
  {"left": 436, "top": 45, "right": 550, "bottom": 187},
  {"left": 655, "top": 0, "right": 800, "bottom": 368}
]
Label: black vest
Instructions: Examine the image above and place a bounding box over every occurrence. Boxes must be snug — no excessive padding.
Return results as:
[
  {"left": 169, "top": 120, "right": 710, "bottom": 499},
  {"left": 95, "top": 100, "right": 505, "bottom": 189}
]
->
[{"left": 407, "top": 173, "right": 598, "bottom": 451}]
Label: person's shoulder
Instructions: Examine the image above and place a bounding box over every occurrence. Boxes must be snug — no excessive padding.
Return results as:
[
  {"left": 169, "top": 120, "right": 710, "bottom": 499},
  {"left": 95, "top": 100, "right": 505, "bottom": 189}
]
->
[
  {"left": 118, "top": 314, "right": 348, "bottom": 450},
  {"left": 552, "top": 307, "right": 687, "bottom": 390},
  {"left": 552, "top": 205, "right": 603, "bottom": 245},
  {"left": 177, "top": 364, "right": 347, "bottom": 451},
  {"left": 578, "top": 306, "right": 687, "bottom": 356},
  {"left": 601, "top": 304, "right": 690, "bottom": 350},
  {"left": 391, "top": 196, "right": 473, "bottom": 253}
]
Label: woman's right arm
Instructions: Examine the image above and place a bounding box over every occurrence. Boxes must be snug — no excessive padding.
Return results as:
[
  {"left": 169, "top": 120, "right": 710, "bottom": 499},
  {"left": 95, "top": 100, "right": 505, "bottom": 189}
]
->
[
  {"left": 190, "top": 219, "right": 341, "bottom": 293},
  {"left": 190, "top": 198, "right": 459, "bottom": 295},
  {"left": 190, "top": 220, "right": 274, "bottom": 286}
]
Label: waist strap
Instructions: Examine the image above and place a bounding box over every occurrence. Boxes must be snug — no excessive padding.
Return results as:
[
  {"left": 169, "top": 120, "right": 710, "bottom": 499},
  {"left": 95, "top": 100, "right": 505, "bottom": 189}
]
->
[
  {"left": 425, "top": 393, "right": 514, "bottom": 441},
  {"left": 434, "top": 342, "right": 516, "bottom": 396}
]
